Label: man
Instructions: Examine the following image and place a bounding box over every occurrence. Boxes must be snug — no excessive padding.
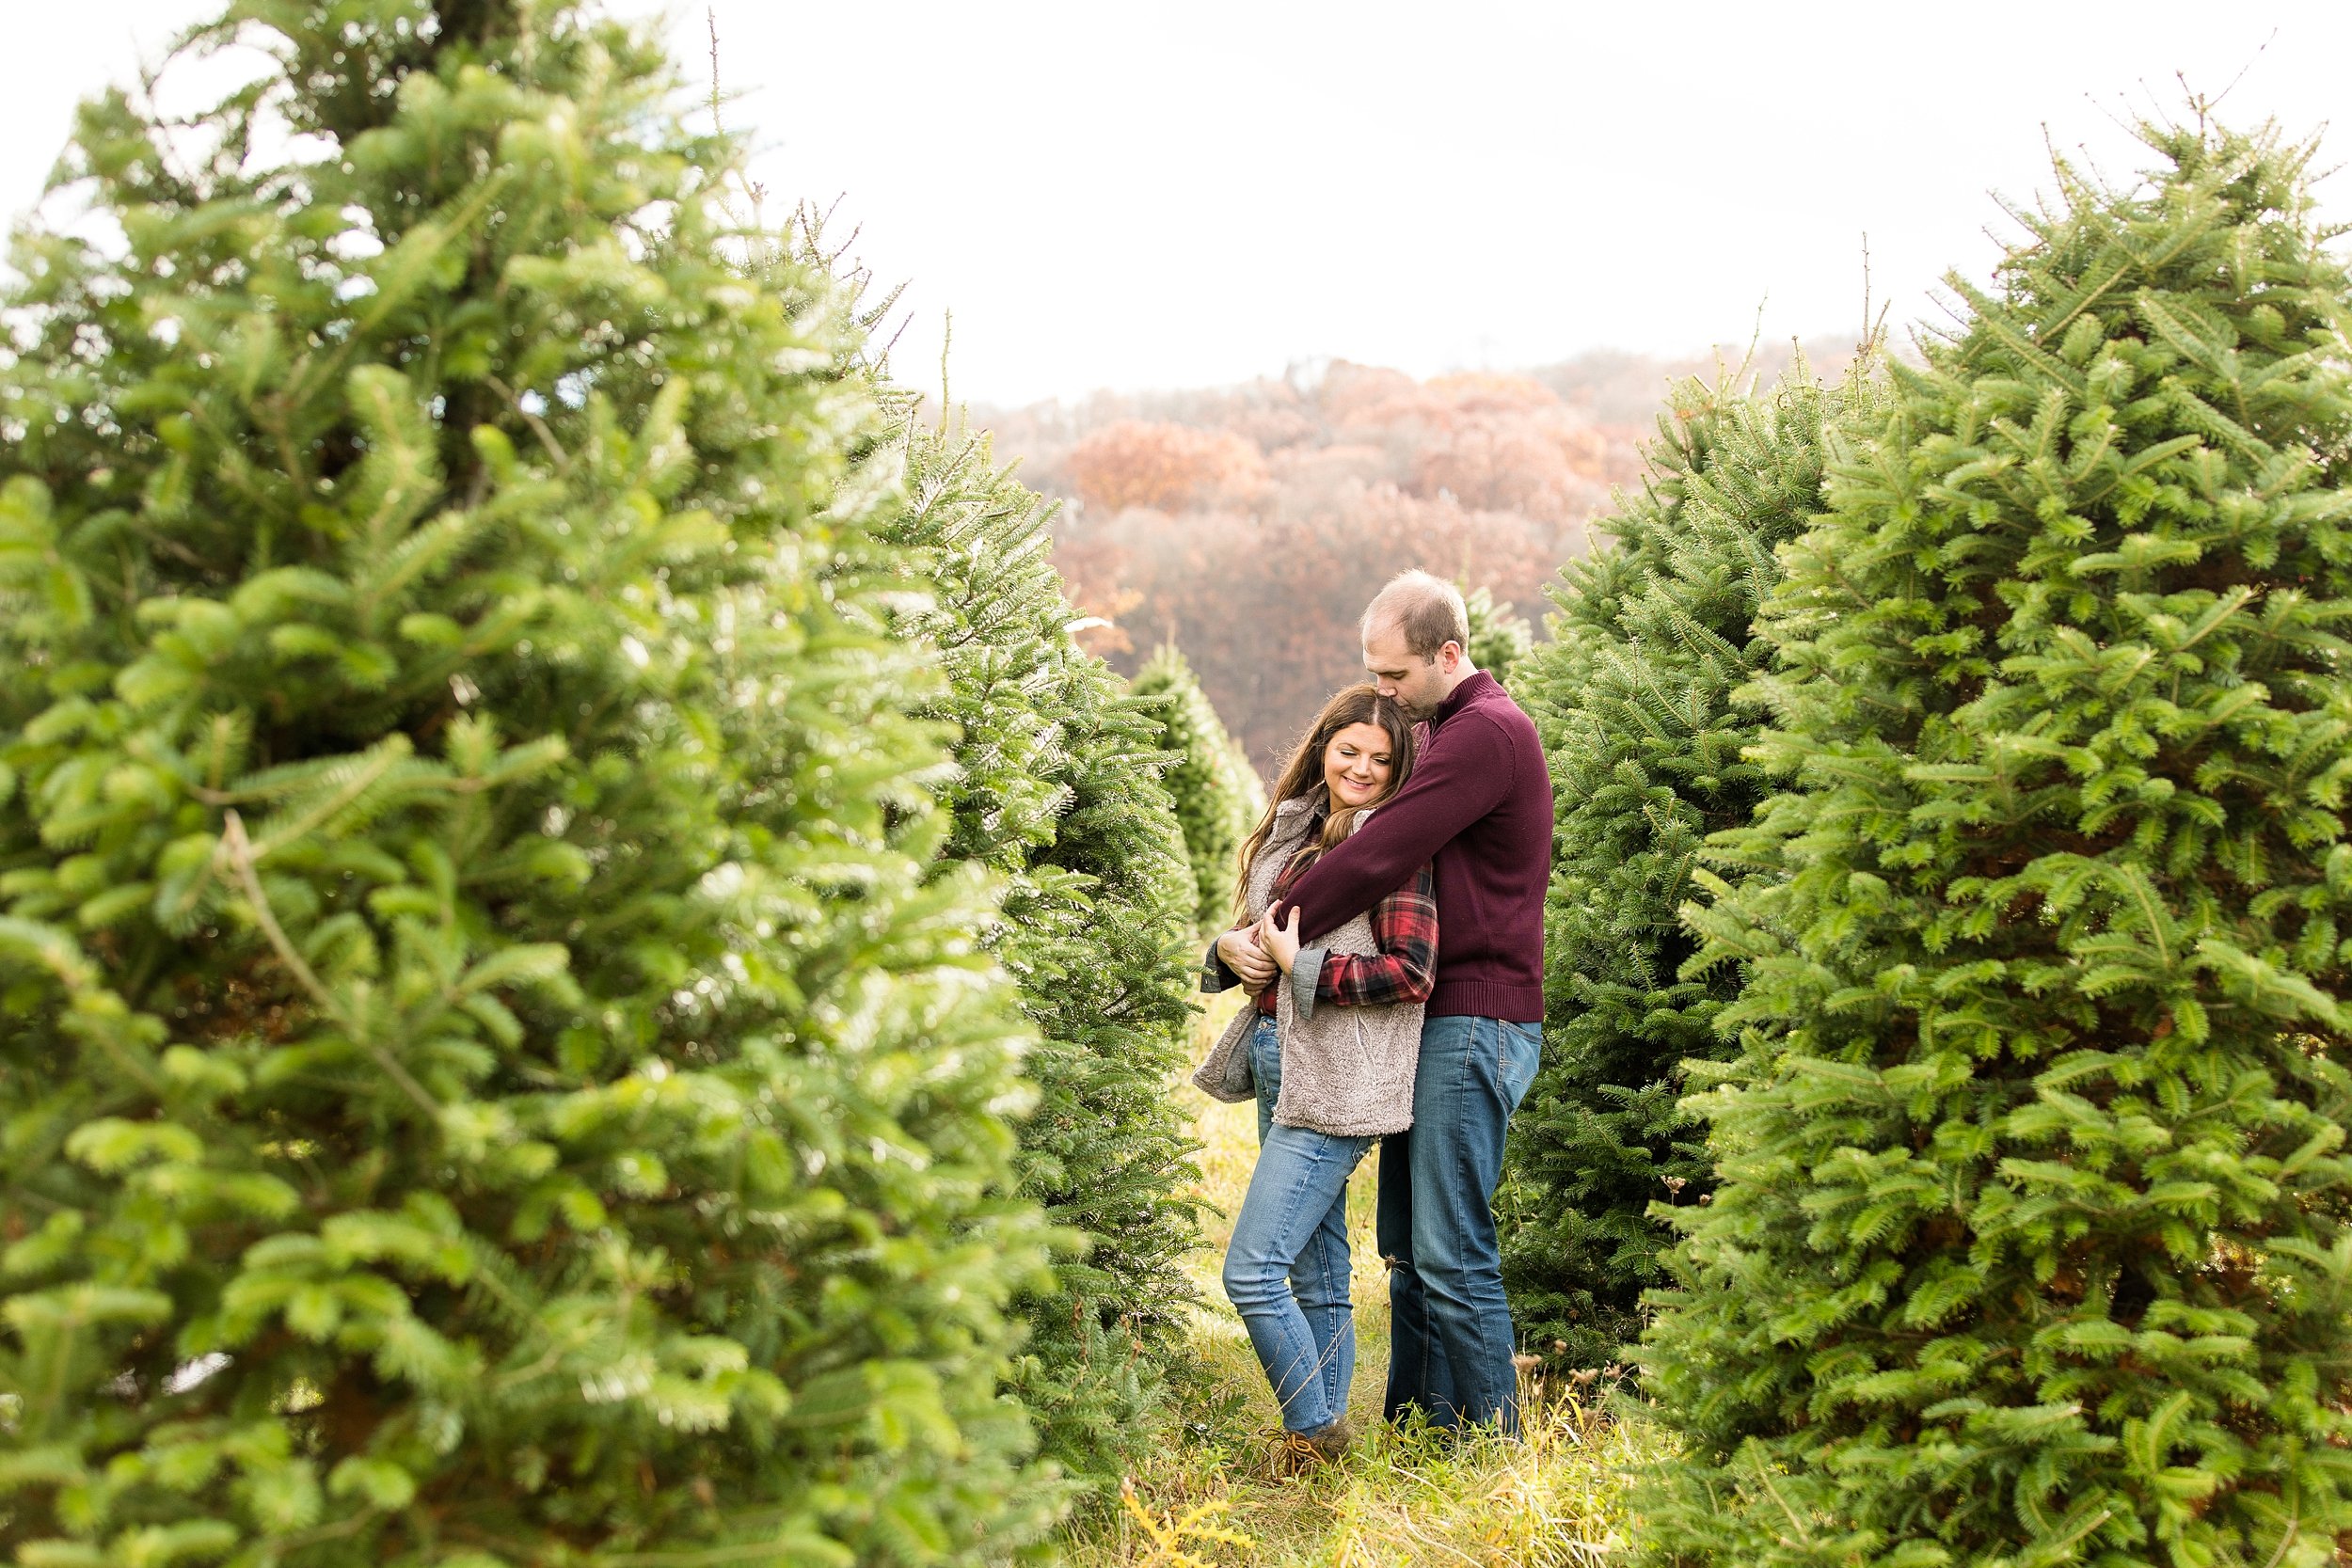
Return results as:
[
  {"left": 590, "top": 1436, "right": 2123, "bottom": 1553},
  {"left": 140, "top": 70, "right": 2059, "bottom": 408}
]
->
[{"left": 1230, "top": 569, "right": 1549, "bottom": 1433}]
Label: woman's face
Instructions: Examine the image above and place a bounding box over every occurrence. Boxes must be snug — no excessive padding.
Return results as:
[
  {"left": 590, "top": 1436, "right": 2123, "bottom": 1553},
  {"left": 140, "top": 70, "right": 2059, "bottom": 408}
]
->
[{"left": 1323, "top": 721, "right": 1396, "bottom": 810}]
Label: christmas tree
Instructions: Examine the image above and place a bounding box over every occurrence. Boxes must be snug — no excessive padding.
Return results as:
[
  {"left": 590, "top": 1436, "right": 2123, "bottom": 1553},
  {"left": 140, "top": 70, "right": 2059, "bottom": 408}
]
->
[
  {"left": 880, "top": 419, "right": 1202, "bottom": 1488},
  {"left": 0, "top": 4, "right": 1060, "bottom": 1562},
  {"left": 1462, "top": 580, "right": 1536, "bottom": 689},
  {"left": 1644, "top": 118, "right": 2352, "bottom": 1568},
  {"left": 1502, "top": 366, "right": 1877, "bottom": 1372},
  {"left": 1130, "top": 644, "right": 1264, "bottom": 932}
]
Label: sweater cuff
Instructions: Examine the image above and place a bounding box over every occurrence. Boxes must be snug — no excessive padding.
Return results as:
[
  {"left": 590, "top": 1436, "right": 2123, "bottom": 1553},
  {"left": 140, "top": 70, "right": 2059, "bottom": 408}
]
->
[
  {"left": 1290, "top": 948, "right": 1327, "bottom": 1021},
  {"left": 1201, "top": 939, "right": 1239, "bottom": 994}
]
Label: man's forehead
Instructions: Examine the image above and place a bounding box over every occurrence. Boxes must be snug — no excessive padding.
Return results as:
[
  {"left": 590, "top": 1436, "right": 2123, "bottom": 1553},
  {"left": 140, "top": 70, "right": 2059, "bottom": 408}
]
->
[{"left": 1361, "top": 629, "right": 1416, "bottom": 668}]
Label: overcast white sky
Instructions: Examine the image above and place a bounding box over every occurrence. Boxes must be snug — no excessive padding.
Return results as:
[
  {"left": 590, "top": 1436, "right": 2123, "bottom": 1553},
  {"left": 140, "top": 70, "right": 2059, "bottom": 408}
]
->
[{"left": 5, "top": 2, "right": 2348, "bottom": 407}]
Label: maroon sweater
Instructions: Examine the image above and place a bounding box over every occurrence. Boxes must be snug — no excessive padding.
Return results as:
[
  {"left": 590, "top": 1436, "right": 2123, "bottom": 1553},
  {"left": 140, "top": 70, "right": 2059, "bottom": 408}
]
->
[{"left": 1274, "top": 671, "right": 1549, "bottom": 1022}]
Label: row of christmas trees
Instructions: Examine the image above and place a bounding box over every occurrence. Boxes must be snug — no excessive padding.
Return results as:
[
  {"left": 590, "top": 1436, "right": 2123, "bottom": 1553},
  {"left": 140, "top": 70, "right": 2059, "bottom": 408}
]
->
[{"left": 0, "top": 3, "right": 1265, "bottom": 1563}]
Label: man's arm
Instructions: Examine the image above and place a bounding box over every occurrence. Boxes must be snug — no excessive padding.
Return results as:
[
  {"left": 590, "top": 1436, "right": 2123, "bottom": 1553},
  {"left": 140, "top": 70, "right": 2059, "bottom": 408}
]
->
[
  {"left": 1289, "top": 863, "right": 1438, "bottom": 1022},
  {"left": 1275, "top": 713, "right": 1515, "bottom": 942}
]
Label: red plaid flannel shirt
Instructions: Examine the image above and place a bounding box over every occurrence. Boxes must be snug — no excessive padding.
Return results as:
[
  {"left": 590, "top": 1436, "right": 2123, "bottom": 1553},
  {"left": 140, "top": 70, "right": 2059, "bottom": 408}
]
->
[{"left": 1242, "top": 853, "right": 1438, "bottom": 1012}]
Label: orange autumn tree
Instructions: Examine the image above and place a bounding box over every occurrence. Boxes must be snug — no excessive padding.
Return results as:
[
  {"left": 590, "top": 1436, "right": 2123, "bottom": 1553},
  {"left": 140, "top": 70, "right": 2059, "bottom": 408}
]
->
[
  {"left": 1065, "top": 420, "right": 1265, "bottom": 514},
  {"left": 1017, "top": 364, "right": 1606, "bottom": 768}
]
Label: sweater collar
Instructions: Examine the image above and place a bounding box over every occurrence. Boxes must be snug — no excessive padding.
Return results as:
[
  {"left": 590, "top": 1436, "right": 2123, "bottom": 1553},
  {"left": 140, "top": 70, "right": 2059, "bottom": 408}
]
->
[
  {"left": 1272, "top": 794, "right": 1331, "bottom": 834},
  {"left": 1431, "top": 669, "right": 1499, "bottom": 730}
]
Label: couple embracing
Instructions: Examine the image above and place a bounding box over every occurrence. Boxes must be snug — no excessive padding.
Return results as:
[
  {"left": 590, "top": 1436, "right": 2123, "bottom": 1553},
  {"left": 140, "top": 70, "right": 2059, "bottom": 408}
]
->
[{"left": 1192, "top": 569, "right": 1549, "bottom": 1469}]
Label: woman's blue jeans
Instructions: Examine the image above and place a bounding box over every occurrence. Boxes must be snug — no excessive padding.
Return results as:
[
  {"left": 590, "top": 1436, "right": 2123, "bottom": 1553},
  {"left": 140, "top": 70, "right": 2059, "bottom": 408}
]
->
[{"left": 1222, "top": 1014, "right": 1375, "bottom": 1434}]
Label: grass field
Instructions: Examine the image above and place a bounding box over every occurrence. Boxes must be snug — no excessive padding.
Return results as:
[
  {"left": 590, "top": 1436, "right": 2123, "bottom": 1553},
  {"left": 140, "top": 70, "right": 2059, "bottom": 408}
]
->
[{"left": 1061, "top": 995, "right": 1665, "bottom": 1567}]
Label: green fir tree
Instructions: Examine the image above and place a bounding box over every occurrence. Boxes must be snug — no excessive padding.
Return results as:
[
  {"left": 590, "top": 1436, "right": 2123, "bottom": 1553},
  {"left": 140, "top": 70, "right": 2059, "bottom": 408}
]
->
[
  {"left": 880, "top": 420, "right": 1202, "bottom": 1490},
  {"left": 1461, "top": 581, "right": 1536, "bottom": 689},
  {"left": 1502, "top": 366, "right": 1876, "bottom": 1372},
  {"left": 1644, "top": 119, "right": 2352, "bottom": 1568},
  {"left": 1130, "top": 644, "right": 1264, "bottom": 931},
  {"left": 0, "top": 5, "right": 1060, "bottom": 1563}
]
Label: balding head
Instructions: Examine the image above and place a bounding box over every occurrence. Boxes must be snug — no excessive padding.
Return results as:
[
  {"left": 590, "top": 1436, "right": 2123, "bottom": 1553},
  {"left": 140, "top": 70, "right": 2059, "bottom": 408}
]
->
[
  {"left": 1362, "top": 570, "right": 1470, "bottom": 657},
  {"left": 1360, "top": 570, "right": 1476, "bottom": 719}
]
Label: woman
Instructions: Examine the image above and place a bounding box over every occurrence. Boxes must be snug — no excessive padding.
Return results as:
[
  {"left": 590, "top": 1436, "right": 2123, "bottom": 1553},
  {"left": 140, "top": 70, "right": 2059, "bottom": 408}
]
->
[{"left": 1193, "top": 685, "right": 1436, "bottom": 1470}]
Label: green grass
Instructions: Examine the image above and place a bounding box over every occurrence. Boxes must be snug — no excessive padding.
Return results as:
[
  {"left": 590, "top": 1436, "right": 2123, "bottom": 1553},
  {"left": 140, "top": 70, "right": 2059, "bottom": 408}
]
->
[{"left": 1059, "top": 995, "right": 1668, "bottom": 1566}]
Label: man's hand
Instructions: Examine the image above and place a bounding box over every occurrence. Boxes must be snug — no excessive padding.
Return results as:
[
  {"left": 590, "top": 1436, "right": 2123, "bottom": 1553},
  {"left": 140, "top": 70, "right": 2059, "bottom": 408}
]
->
[
  {"left": 1257, "top": 907, "right": 1302, "bottom": 975},
  {"left": 1216, "top": 925, "right": 1277, "bottom": 989}
]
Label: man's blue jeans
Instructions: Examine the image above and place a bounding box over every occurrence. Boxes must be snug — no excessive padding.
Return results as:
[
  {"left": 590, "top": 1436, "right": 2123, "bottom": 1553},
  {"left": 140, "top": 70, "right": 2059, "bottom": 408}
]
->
[
  {"left": 1377, "top": 1014, "right": 1542, "bottom": 1433},
  {"left": 1223, "top": 1015, "right": 1375, "bottom": 1434}
]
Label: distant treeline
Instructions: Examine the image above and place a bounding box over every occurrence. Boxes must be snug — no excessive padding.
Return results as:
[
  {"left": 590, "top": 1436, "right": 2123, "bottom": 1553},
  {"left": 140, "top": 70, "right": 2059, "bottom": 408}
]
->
[{"left": 973, "top": 340, "right": 1853, "bottom": 771}]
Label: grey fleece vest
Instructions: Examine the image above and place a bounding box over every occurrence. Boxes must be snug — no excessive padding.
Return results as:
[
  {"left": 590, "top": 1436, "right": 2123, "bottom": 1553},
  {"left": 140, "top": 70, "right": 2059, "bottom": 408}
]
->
[{"left": 1191, "top": 799, "right": 1422, "bottom": 1136}]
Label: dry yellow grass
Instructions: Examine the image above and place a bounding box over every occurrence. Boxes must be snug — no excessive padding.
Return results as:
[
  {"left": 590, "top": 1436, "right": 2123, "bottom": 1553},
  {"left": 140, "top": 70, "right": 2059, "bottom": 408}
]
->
[{"left": 1060, "top": 993, "right": 1665, "bottom": 1567}]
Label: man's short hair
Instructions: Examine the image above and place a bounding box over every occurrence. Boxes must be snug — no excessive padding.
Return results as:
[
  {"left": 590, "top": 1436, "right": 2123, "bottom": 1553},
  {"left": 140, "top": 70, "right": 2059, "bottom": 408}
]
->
[{"left": 1361, "top": 570, "right": 1470, "bottom": 659}]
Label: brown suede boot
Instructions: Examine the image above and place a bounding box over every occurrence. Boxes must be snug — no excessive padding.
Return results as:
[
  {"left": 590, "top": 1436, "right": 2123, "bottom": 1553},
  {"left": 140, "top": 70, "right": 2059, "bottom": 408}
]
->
[
  {"left": 1306, "top": 1416, "right": 1357, "bottom": 1460},
  {"left": 1273, "top": 1418, "right": 1355, "bottom": 1477},
  {"left": 1272, "top": 1432, "right": 1321, "bottom": 1478}
]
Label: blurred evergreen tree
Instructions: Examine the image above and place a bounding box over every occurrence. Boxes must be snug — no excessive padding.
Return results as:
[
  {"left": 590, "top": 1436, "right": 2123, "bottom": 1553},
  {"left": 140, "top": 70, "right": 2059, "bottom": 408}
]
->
[
  {"left": 1461, "top": 580, "right": 1535, "bottom": 688},
  {"left": 0, "top": 3, "right": 1063, "bottom": 1562},
  {"left": 1502, "top": 366, "right": 1876, "bottom": 1372},
  {"left": 1130, "top": 644, "right": 1265, "bottom": 931},
  {"left": 879, "top": 420, "right": 1203, "bottom": 1491}
]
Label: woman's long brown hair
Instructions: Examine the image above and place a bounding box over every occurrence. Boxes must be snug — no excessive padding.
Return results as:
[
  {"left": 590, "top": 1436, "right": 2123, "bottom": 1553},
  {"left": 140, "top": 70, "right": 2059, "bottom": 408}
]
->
[{"left": 1231, "top": 685, "right": 1417, "bottom": 923}]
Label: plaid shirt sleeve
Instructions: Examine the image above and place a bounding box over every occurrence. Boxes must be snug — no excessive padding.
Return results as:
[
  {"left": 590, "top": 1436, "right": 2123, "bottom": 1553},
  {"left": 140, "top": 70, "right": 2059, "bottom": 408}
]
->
[{"left": 1313, "top": 862, "right": 1438, "bottom": 1007}]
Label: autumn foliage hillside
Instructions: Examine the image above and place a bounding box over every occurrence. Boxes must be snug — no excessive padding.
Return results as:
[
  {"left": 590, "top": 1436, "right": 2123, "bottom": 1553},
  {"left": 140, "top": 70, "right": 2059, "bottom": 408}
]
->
[{"left": 978, "top": 340, "right": 1851, "bottom": 770}]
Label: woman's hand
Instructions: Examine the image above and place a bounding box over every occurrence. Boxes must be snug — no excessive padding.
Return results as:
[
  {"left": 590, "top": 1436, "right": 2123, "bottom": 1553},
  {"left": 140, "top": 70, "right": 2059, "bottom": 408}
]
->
[
  {"left": 1217, "top": 924, "right": 1277, "bottom": 988},
  {"left": 1257, "top": 907, "right": 1302, "bottom": 975}
]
